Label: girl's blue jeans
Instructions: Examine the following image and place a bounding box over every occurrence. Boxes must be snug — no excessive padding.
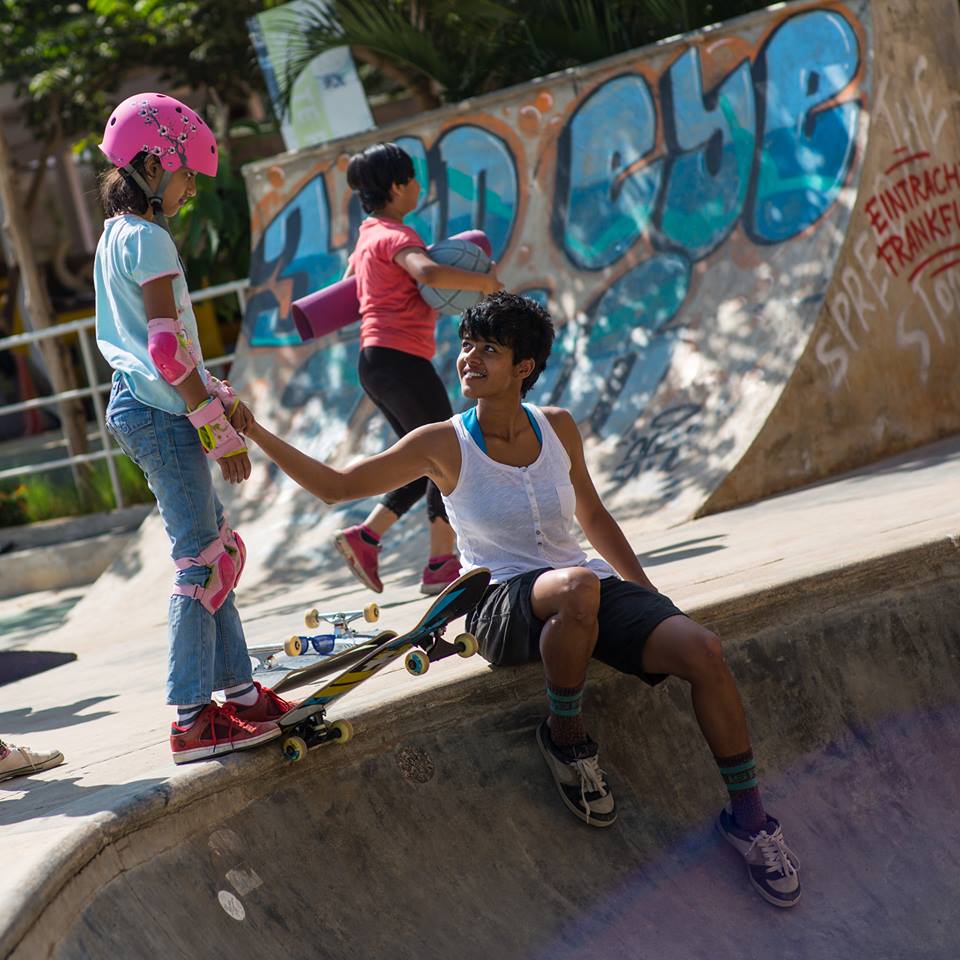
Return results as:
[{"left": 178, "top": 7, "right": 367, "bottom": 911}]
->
[{"left": 105, "top": 374, "right": 252, "bottom": 706}]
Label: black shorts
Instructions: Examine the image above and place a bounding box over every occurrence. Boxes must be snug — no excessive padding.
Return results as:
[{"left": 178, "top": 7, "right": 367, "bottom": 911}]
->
[{"left": 465, "top": 569, "right": 686, "bottom": 685}]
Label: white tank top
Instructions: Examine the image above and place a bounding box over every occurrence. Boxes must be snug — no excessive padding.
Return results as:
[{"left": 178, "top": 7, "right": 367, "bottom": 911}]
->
[{"left": 441, "top": 404, "right": 617, "bottom": 583}]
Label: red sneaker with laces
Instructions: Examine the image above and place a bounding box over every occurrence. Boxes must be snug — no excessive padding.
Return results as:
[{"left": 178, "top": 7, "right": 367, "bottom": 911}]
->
[
  {"left": 230, "top": 682, "right": 294, "bottom": 723},
  {"left": 169, "top": 703, "right": 280, "bottom": 765},
  {"left": 334, "top": 525, "right": 383, "bottom": 593}
]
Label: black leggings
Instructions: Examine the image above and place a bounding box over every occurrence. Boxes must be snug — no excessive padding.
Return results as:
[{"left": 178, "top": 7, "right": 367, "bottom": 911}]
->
[{"left": 358, "top": 346, "right": 453, "bottom": 523}]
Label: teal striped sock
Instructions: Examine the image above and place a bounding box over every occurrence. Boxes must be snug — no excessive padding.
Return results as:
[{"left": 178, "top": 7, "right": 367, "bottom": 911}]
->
[
  {"left": 716, "top": 749, "right": 767, "bottom": 835},
  {"left": 545, "top": 682, "right": 587, "bottom": 747}
]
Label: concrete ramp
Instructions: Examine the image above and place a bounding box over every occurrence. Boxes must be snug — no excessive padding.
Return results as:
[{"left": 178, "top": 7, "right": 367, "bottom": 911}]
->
[{"left": 24, "top": 540, "right": 960, "bottom": 960}]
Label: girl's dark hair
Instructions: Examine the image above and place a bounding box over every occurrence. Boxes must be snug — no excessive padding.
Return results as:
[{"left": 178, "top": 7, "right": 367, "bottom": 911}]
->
[
  {"left": 99, "top": 151, "right": 151, "bottom": 217},
  {"left": 346, "top": 142, "right": 415, "bottom": 213},
  {"left": 459, "top": 292, "right": 556, "bottom": 397}
]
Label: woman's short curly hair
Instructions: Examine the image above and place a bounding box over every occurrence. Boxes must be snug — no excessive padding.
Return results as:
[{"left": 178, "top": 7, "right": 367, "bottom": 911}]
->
[{"left": 459, "top": 292, "right": 555, "bottom": 397}]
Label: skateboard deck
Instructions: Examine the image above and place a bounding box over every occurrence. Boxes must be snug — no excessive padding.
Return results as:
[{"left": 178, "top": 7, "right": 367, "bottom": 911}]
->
[
  {"left": 291, "top": 229, "right": 493, "bottom": 342},
  {"left": 277, "top": 567, "right": 491, "bottom": 759},
  {"left": 270, "top": 626, "right": 474, "bottom": 695}
]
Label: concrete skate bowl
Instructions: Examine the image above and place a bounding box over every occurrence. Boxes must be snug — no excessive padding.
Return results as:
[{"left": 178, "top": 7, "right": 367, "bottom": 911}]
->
[{"left": 17, "top": 541, "right": 959, "bottom": 960}]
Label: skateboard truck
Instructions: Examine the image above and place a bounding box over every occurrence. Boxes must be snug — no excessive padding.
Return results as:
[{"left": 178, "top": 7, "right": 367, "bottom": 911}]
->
[{"left": 303, "top": 602, "right": 379, "bottom": 631}]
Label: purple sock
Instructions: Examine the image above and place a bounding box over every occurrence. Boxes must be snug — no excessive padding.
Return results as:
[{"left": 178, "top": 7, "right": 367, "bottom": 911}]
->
[{"left": 716, "top": 748, "right": 767, "bottom": 835}]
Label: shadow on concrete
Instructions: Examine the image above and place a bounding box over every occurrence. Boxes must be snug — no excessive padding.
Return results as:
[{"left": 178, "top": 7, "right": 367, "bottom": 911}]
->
[
  {"left": 0, "top": 594, "right": 84, "bottom": 651},
  {"left": 0, "top": 697, "right": 117, "bottom": 734},
  {"left": 636, "top": 534, "right": 727, "bottom": 567},
  {"left": 0, "top": 652, "right": 77, "bottom": 687},
  {"left": 0, "top": 775, "right": 168, "bottom": 826}
]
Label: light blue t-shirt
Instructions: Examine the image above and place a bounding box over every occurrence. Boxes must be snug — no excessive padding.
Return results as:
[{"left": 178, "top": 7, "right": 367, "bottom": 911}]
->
[{"left": 94, "top": 214, "right": 206, "bottom": 414}]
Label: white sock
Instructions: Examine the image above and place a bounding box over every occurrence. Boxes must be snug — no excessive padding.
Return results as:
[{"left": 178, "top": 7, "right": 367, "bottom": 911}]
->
[
  {"left": 222, "top": 682, "right": 258, "bottom": 706},
  {"left": 176, "top": 703, "right": 207, "bottom": 728}
]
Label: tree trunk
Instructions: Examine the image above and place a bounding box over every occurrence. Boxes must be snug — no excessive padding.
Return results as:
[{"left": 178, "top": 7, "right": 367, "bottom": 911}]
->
[{"left": 0, "top": 118, "right": 93, "bottom": 499}]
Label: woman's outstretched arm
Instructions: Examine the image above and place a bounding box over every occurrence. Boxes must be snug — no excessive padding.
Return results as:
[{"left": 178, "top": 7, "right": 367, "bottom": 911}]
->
[{"left": 246, "top": 418, "right": 459, "bottom": 504}]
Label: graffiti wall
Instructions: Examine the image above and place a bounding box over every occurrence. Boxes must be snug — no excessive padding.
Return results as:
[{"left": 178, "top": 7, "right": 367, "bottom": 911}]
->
[{"left": 234, "top": 0, "right": 882, "bottom": 569}]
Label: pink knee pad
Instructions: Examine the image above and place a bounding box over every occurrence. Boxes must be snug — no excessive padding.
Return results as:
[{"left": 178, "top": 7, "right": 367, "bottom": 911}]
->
[
  {"left": 172, "top": 538, "right": 238, "bottom": 614},
  {"left": 219, "top": 521, "right": 246, "bottom": 589},
  {"left": 147, "top": 317, "right": 197, "bottom": 386}
]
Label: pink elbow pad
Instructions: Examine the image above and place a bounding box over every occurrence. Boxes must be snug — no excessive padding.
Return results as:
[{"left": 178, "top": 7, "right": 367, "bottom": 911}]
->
[
  {"left": 148, "top": 317, "right": 197, "bottom": 385},
  {"left": 186, "top": 396, "right": 247, "bottom": 460}
]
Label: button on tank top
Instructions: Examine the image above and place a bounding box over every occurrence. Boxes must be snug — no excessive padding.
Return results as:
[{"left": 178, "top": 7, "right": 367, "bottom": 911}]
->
[{"left": 441, "top": 404, "right": 617, "bottom": 583}]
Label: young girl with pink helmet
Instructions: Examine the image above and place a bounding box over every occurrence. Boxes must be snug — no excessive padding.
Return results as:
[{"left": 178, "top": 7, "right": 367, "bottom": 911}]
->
[{"left": 95, "top": 93, "right": 291, "bottom": 763}]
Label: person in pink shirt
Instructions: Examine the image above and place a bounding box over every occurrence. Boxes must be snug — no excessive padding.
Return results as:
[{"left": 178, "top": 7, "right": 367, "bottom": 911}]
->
[{"left": 335, "top": 142, "right": 502, "bottom": 595}]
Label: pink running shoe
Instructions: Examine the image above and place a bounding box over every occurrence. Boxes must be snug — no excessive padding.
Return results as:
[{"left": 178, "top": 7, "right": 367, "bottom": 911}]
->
[
  {"left": 170, "top": 703, "right": 280, "bottom": 764},
  {"left": 420, "top": 555, "right": 462, "bottom": 595},
  {"left": 335, "top": 525, "right": 383, "bottom": 593}
]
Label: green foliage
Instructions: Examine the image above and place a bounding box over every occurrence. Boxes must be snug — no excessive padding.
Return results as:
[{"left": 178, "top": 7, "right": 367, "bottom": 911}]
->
[
  {"left": 0, "top": 1, "right": 128, "bottom": 141},
  {"left": 273, "top": 0, "right": 521, "bottom": 109},
  {"left": 278, "top": 0, "right": 777, "bottom": 107},
  {"left": 171, "top": 150, "right": 251, "bottom": 291},
  {"left": 0, "top": 455, "right": 154, "bottom": 527}
]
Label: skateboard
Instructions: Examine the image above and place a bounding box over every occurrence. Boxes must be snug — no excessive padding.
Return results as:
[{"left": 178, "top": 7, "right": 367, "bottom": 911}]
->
[
  {"left": 247, "top": 601, "right": 381, "bottom": 673},
  {"left": 291, "top": 229, "right": 492, "bottom": 342},
  {"left": 277, "top": 567, "right": 491, "bottom": 760}
]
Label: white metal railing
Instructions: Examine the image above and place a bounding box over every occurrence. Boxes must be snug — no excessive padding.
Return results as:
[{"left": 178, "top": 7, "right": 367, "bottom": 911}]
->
[{"left": 0, "top": 278, "right": 250, "bottom": 509}]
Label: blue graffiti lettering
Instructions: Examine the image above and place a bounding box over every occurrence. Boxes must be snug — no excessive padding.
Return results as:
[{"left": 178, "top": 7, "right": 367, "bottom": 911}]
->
[
  {"left": 658, "top": 49, "right": 756, "bottom": 258},
  {"left": 750, "top": 10, "right": 860, "bottom": 242},
  {"left": 402, "top": 127, "right": 518, "bottom": 257},
  {"left": 246, "top": 174, "right": 346, "bottom": 347},
  {"left": 555, "top": 75, "right": 662, "bottom": 270}
]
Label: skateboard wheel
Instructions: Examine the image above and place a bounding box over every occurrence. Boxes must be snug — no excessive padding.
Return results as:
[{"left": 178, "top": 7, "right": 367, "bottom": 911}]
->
[
  {"left": 363, "top": 602, "right": 380, "bottom": 623},
  {"left": 304, "top": 609, "right": 320, "bottom": 629},
  {"left": 330, "top": 719, "right": 353, "bottom": 744},
  {"left": 282, "top": 736, "right": 308, "bottom": 762},
  {"left": 284, "top": 636, "right": 304, "bottom": 657},
  {"left": 404, "top": 649, "right": 430, "bottom": 676},
  {"left": 454, "top": 632, "right": 478, "bottom": 658}
]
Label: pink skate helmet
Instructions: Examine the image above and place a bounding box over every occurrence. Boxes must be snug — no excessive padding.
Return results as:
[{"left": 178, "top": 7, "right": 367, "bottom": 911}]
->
[{"left": 100, "top": 92, "right": 218, "bottom": 176}]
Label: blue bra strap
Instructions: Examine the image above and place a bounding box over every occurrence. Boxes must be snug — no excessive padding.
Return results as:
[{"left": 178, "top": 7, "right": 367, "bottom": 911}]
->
[
  {"left": 461, "top": 404, "right": 542, "bottom": 454},
  {"left": 523, "top": 403, "right": 543, "bottom": 446},
  {"left": 462, "top": 406, "right": 486, "bottom": 454}
]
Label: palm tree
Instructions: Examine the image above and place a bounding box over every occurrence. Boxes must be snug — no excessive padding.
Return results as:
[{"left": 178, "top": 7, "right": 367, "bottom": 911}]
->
[
  {"left": 271, "top": 0, "right": 772, "bottom": 113},
  {"left": 272, "top": 0, "right": 519, "bottom": 111}
]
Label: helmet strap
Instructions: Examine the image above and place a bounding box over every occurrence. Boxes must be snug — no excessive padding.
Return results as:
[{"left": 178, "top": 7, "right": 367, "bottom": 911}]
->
[{"left": 122, "top": 164, "right": 175, "bottom": 234}]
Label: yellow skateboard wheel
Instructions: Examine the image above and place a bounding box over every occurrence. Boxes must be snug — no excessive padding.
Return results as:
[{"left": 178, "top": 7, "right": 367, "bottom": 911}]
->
[
  {"left": 454, "top": 632, "right": 478, "bottom": 658},
  {"left": 282, "top": 736, "right": 308, "bottom": 762},
  {"left": 363, "top": 602, "right": 380, "bottom": 623},
  {"left": 404, "top": 649, "right": 430, "bottom": 676},
  {"left": 304, "top": 609, "right": 320, "bottom": 629},
  {"left": 284, "top": 636, "right": 304, "bottom": 657},
  {"left": 330, "top": 719, "right": 353, "bottom": 744}
]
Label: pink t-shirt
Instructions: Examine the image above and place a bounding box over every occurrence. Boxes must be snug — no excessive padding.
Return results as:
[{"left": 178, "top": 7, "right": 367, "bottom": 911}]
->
[{"left": 349, "top": 217, "right": 438, "bottom": 360}]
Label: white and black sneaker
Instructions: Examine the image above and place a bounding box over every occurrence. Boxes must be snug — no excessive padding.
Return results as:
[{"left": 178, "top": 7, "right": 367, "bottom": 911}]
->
[
  {"left": 716, "top": 807, "right": 801, "bottom": 907},
  {"left": 536, "top": 719, "right": 617, "bottom": 827}
]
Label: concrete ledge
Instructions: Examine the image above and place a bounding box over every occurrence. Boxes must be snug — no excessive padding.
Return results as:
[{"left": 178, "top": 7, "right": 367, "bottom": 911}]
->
[
  {"left": 5, "top": 535, "right": 960, "bottom": 959},
  {"left": 0, "top": 505, "right": 153, "bottom": 598}
]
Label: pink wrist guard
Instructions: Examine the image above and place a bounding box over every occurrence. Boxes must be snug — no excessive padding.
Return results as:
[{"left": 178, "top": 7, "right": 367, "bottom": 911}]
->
[
  {"left": 207, "top": 375, "right": 240, "bottom": 418},
  {"left": 147, "top": 317, "right": 197, "bottom": 386},
  {"left": 186, "top": 397, "right": 246, "bottom": 460}
]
